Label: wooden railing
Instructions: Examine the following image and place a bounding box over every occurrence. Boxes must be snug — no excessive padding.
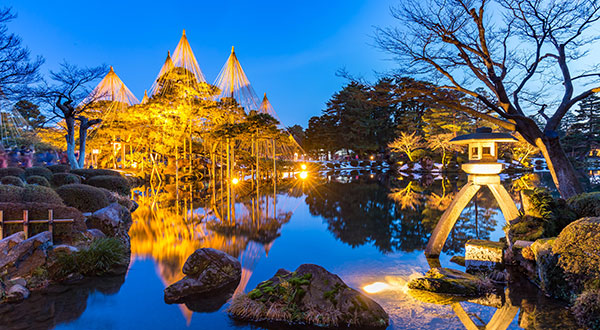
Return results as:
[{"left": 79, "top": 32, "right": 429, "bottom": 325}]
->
[{"left": 0, "top": 210, "right": 74, "bottom": 243}]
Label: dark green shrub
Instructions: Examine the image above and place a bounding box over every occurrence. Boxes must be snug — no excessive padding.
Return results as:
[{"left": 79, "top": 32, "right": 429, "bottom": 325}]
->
[
  {"left": 21, "top": 184, "right": 64, "bottom": 205},
  {"left": 0, "top": 185, "right": 24, "bottom": 203},
  {"left": 86, "top": 175, "right": 131, "bottom": 196},
  {"left": 567, "top": 192, "right": 600, "bottom": 218},
  {"left": 0, "top": 167, "right": 24, "bottom": 179},
  {"left": 0, "top": 175, "right": 24, "bottom": 187},
  {"left": 349, "top": 160, "right": 359, "bottom": 167},
  {"left": 0, "top": 202, "right": 85, "bottom": 241},
  {"left": 47, "top": 164, "right": 70, "bottom": 173},
  {"left": 26, "top": 175, "right": 50, "bottom": 187},
  {"left": 527, "top": 188, "right": 578, "bottom": 237},
  {"left": 24, "top": 166, "right": 53, "bottom": 181},
  {"left": 55, "top": 184, "right": 110, "bottom": 212},
  {"left": 51, "top": 173, "right": 82, "bottom": 187},
  {"left": 70, "top": 168, "right": 122, "bottom": 179}
]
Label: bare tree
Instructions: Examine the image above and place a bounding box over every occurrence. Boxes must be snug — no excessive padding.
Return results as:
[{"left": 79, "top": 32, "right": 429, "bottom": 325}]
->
[
  {"left": 40, "top": 62, "right": 107, "bottom": 169},
  {"left": 376, "top": 0, "right": 600, "bottom": 198},
  {"left": 0, "top": 7, "right": 43, "bottom": 99}
]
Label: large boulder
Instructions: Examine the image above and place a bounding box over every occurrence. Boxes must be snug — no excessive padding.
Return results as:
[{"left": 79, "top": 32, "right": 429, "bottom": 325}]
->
[
  {"left": 227, "top": 264, "right": 389, "bottom": 329},
  {"left": 164, "top": 248, "right": 241, "bottom": 304},
  {"left": 552, "top": 217, "right": 600, "bottom": 293},
  {"left": 408, "top": 267, "right": 494, "bottom": 296},
  {"left": 85, "top": 203, "right": 132, "bottom": 243},
  {"left": 0, "top": 231, "right": 52, "bottom": 278}
]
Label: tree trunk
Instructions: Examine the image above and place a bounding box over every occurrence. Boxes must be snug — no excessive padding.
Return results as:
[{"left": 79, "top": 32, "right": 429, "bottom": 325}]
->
[
  {"left": 65, "top": 117, "right": 79, "bottom": 169},
  {"left": 536, "top": 136, "right": 583, "bottom": 199}
]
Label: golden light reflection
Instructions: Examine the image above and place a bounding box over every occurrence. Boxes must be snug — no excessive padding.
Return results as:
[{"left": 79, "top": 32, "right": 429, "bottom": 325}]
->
[
  {"left": 300, "top": 163, "right": 307, "bottom": 170},
  {"left": 299, "top": 171, "right": 308, "bottom": 179},
  {"left": 232, "top": 177, "right": 239, "bottom": 185},
  {"left": 363, "top": 282, "right": 390, "bottom": 294}
]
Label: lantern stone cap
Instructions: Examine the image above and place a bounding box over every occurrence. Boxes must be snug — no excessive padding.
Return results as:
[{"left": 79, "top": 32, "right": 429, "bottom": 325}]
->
[{"left": 450, "top": 127, "right": 517, "bottom": 145}]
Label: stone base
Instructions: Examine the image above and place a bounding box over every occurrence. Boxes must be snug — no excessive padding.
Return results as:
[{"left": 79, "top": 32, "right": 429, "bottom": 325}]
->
[{"left": 465, "top": 239, "right": 506, "bottom": 273}]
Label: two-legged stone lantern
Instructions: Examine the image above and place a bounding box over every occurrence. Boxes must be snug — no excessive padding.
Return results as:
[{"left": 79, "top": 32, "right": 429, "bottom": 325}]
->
[{"left": 425, "top": 127, "right": 520, "bottom": 257}]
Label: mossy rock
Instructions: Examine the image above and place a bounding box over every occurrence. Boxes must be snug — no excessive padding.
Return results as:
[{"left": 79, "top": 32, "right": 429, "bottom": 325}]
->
[
  {"left": 408, "top": 268, "right": 492, "bottom": 297},
  {"left": 567, "top": 192, "right": 600, "bottom": 218},
  {"left": 553, "top": 217, "right": 600, "bottom": 293},
  {"left": 228, "top": 264, "right": 389, "bottom": 329},
  {"left": 572, "top": 289, "right": 600, "bottom": 330}
]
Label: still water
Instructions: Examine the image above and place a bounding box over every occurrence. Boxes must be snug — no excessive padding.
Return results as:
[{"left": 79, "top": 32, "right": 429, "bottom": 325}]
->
[{"left": 0, "top": 172, "right": 579, "bottom": 329}]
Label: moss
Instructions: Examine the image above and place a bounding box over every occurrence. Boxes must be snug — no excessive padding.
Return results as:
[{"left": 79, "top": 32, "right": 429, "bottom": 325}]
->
[
  {"left": 24, "top": 167, "right": 53, "bottom": 181},
  {"left": 55, "top": 184, "right": 110, "bottom": 212},
  {"left": 86, "top": 175, "right": 131, "bottom": 196},
  {"left": 572, "top": 290, "right": 600, "bottom": 330},
  {"left": 567, "top": 192, "right": 600, "bottom": 218},
  {"left": 323, "top": 283, "right": 345, "bottom": 305},
  {"left": 0, "top": 176, "right": 24, "bottom": 187},
  {"left": 26, "top": 175, "right": 50, "bottom": 187}
]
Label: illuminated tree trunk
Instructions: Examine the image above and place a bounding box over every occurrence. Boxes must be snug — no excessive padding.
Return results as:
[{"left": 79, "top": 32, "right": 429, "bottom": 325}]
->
[
  {"left": 535, "top": 136, "right": 582, "bottom": 199},
  {"left": 64, "top": 116, "right": 79, "bottom": 169}
]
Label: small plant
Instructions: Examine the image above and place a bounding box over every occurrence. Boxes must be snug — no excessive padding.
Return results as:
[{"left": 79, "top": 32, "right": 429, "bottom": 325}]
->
[
  {"left": 0, "top": 175, "right": 24, "bottom": 187},
  {"left": 53, "top": 238, "right": 126, "bottom": 279}
]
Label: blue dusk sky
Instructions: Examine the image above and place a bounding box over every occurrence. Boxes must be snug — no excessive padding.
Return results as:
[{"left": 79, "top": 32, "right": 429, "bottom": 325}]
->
[{"left": 5, "top": 1, "right": 399, "bottom": 128}]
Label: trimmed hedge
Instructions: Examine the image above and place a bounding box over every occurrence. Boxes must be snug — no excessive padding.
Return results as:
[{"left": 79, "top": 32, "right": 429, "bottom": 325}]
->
[
  {"left": 0, "top": 167, "right": 24, "bottom": 179},
  {"left": 0, "top": 185, "right": 24, "bottom": 203},
  {"left": 55, "top": 184, "right": 110, "bottom": 213},
  {"left": 24, "top": 166, "right": 53, "bottom": 181},
  {"left": 70, "top": 168, "right": 122, "bottom": 179},
  {"left": 26, "top": 175, "right": 51, "bottom": 187},
  {"left": 52, "top": 173, "right": 82, "bottom": 187},
  {"left": 86, "top": 175, "right": 131, "bottom": 196},
  {"left": 47, "top": 164, "right": 70, "bottom": 173},
  {"left": 0, "top": 202, "right": 85, "bottom": 242},
  {"left": 21, "top": 184, "right": 64, "bottom": 205},
  {"left": 0, "top": 176, "right": 25, "bottom": 187}
]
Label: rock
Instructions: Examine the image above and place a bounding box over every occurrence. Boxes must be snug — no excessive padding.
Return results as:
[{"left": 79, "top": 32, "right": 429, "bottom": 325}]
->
[
  {"left": 508, "top": 240, "right": 536, "bottom": 280},
  {"left": 0, "top": 232, "right": 26, "bottom": 254},
  {"left": 9, "top": 278, "right": 27, "bottom": 288},
  {"left": 86, "top": 203, "right": 132, "bottom": 242},
  {"left": 5, "top": 284, "right": 29, "bottom": 303},
  {"left": 52, "top": 244, "right": 79, "bottom": 254},
  {"left": 408, "top": 267, "right": 493, "bottom": 296},
  {"left": 83, "top": 228, "right": 106, "bottom": 241},
  {"left": 572, "top": 289, "right": 600, "bottom": 330},
  {"left": 228, "top": 264, "right": 389, "bottom": 329},
  {"left": 552, "top": 217, "right": 600, "bottom": 292},
  {"left": 465, "top": 239, "right": 506, "bottom": 273},
  {"left": 450, "top": 255, "right": 465, "bottom": 267},
  {"left": 0, "top": 231, "right": 52, "bottom": 278},
  {"left": 164, "top": 248, "right": 241, "bottom": 304}
]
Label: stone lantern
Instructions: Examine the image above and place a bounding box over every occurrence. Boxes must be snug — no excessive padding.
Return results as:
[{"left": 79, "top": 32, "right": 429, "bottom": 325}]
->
[{"left": 425, "top": 127, "right": 521, "bottom": 257}]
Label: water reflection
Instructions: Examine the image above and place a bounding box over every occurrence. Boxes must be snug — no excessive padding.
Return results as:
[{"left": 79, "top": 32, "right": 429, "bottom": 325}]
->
[{"left": 0, "top": 171, "right": 576, "bottom": 330}]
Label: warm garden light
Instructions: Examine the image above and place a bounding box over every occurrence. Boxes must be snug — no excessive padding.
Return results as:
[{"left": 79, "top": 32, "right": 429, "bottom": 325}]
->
[
  {"left": 363, "top": 282, "right": 390, "bottom": 294},
  {"left": 370, "top": 155, "right": 374, "bottom": 160},
  {"left": 232, "top": 178, "right": 239, "bottom": 185},
  {"left": 300, "top": 164, "right": 307, "bottom": 170},
  {"left": 299, "top": 171, "right": 308, "bottom": 179}
]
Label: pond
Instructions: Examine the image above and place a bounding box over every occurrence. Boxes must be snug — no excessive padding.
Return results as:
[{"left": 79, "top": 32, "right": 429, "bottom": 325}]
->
[{"left": 0, "top": 171, "right": 580, "bottom": 330}]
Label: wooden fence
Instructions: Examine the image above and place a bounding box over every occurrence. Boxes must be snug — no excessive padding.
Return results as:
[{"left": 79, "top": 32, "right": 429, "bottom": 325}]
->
[{"left": 0, "top": 210, "right": 74, "bottom": 243}]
